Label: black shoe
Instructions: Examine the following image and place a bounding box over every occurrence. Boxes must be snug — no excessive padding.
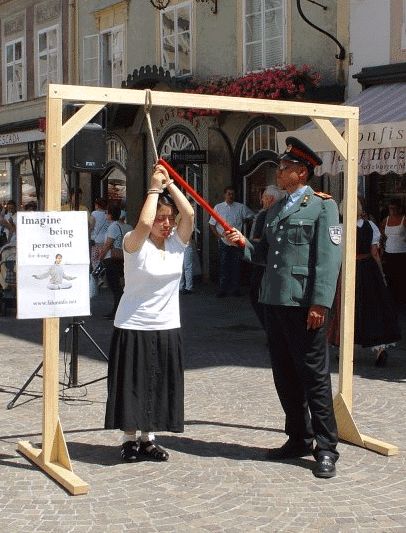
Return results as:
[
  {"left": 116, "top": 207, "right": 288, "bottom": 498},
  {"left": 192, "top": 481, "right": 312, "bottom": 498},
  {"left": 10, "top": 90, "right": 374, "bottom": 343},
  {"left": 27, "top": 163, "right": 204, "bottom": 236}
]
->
[
  {"left": 120, "top": 441, "right": 139, "bottom": 463},
  {"left": 138, "top": 440, "right": 169, "bottom": 462},
  {"left": 313, "top": 455, "right": 336, "bottom": 478},
  {"left": 103, "top": 312, "right": 115, "bottom": 320},
  {"left": 180, "top": 289, "right": 194, "bottom": 295},
  {"left": 375, "top": 349, "right": 388, "bottom": 367},
  {"left": 268, "top": 439, "right": 313, "bottom": 460},
  {"left": 216, "top": 291, "right": 226, "bottom": 298},
  {"left": 231, "top": 291, "right": 241, "bottom": 297}
]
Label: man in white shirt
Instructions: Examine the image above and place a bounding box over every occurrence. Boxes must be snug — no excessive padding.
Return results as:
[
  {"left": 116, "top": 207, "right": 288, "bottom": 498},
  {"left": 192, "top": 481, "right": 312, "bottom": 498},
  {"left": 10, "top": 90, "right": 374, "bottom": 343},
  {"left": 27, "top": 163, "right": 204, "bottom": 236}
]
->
[{"left": 209, "top": 186, "right": 254, "bottom": 297}]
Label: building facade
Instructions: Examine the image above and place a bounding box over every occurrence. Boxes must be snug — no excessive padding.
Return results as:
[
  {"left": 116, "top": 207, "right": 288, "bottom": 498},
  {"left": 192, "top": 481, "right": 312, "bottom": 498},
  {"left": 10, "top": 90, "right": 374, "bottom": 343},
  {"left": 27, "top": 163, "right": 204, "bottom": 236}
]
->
[{"left": 1, "top": 0, "right": 351, "bottom": 278}]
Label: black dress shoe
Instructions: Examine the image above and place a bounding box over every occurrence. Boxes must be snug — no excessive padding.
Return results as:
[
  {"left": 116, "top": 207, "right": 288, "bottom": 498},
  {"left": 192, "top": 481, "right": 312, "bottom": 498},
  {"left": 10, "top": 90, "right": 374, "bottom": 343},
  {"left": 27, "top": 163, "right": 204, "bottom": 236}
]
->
[
  {"left": 120, "top": 441, "right": 139, "bottom": 462},
  {"left": 268, "top": 439, "right": 313, "bottom": 460},
  {"left": 313, "top": 455, "right": 336, "bottom": 478},
  {"left": 138, "top": 440, "right": 169, "bottom": 462}
]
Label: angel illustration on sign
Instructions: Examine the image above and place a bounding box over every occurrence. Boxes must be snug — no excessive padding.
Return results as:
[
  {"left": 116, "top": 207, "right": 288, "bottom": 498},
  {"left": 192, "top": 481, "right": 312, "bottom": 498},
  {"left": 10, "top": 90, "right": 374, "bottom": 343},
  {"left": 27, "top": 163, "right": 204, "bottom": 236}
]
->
[{"left": 32, "top": 254, "right": 76, "bottom": 290}]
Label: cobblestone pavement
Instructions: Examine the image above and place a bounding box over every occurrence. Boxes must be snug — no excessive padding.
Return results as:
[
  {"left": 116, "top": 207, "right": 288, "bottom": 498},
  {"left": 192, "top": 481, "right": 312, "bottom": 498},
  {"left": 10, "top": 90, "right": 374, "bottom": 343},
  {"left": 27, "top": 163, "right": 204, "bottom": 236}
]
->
[{"left": 0, "top": 284, "right": 405, "bottom": 532}]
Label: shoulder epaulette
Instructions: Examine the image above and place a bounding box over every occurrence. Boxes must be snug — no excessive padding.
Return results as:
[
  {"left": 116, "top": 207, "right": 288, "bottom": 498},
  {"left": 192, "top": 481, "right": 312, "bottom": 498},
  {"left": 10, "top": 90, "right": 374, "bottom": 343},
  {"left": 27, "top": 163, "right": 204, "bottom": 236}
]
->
[{"left": 314, "top": 191, "right": 332, "bottom": 200}]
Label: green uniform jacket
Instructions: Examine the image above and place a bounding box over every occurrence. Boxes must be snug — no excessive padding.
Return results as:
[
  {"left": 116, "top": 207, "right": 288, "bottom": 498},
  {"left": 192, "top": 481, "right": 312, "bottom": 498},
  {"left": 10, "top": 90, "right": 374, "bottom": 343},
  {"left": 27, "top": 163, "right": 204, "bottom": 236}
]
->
[{"left": 245, "top": 186, "right": 342, "bottom": 309}]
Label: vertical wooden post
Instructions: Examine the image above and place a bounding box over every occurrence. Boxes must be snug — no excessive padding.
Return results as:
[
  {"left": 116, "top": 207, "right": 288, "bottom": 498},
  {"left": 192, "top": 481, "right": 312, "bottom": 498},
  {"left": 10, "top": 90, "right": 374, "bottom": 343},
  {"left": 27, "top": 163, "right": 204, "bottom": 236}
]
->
[
  {"left": 18, "top": 92, "right": 89, "bottom": 495},
  {"left": 333, "top": 118, "right": 398, "bottom": 455}
]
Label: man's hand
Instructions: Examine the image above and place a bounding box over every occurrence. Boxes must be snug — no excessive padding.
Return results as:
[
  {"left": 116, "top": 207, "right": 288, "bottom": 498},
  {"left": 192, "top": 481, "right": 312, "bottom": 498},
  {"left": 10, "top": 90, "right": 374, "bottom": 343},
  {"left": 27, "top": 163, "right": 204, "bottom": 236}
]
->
[
  {"left": 224, "top": 228, "right": 246, "bottom": 247},
  {"left": 307, "top": 305, "right": 327, "bottom": 330}
]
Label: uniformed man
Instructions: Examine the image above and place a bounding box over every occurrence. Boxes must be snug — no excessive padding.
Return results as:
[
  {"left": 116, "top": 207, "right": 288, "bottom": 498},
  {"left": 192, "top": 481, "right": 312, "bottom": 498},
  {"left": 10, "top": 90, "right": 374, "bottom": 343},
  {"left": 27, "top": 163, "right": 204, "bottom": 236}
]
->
[{"left": 226, "top": 137, "right": 342, "bottom": 479}]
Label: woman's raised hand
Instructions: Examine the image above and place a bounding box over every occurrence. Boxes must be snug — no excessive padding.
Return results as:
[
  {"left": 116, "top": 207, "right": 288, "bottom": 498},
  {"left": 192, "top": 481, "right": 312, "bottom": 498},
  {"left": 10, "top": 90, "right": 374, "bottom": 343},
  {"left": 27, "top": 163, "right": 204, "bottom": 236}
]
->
[{"left": 151, "top": 164, "right": 170, "bottom": 190}]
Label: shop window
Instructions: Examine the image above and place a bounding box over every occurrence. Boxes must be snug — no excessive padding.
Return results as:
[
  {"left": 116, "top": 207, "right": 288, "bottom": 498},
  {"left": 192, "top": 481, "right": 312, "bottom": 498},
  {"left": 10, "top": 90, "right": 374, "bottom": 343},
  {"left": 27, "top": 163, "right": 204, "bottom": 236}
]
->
[
  {"left": 161, "top": 1, "right": 192, "bottom": 77},
  {"left": 37, "top": 25, "right": 61, "bottom": 96},
  {"left": 0, "top": 161, "right": 12, "bottom": 206},
  {"left": 402, "top": 0, "right": 406, "bottom": 49},
  {"left": 107, "top": 135, "right": 128, "bottom": 169},
  {"left": 4, "top": 38, "right": 25, "bottom": 103},
  {"left": 83, "top": 25, "right": 125, "bottom": 87},
  {"left": 243, "top": 0, "right": 286, "bottom": 73},
  {"left": 101, "top": 167, "right": 126, "bottom": 208},
  {"left": 158, "top": 127, "right": 202, "bottom": 251},
  {"left": 19, "top": 158, "right": 38, "bottom": 208}
]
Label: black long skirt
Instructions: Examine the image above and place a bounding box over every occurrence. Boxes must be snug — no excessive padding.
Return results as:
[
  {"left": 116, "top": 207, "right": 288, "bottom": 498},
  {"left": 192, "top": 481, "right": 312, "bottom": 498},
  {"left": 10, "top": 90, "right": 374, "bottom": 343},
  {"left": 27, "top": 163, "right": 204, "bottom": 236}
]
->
[
  {"left": 105, "top": 327, "right": 184, "bottom": 433},
  {"left": 355, "top": 257, "right": 401, "bottom": 347}
]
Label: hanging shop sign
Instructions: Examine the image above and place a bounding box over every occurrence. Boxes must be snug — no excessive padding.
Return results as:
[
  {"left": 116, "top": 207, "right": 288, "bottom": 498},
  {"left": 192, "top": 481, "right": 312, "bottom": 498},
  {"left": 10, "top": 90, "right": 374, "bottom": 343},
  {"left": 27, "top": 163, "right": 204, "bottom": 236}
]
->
[
  {"left": 0, "top": 129, "right": 45, "bottom": 146},
  {"left": 16, "top": 211, "right": 90, "bottom": 319},
  {"left": 315, "top": 147, "right": 406, "bottom": 176},
  {"left": 171, "top": 150, "right": 207, "bottom": 164},
  {"left": 277, "top": 121, "right": 406, "bottom": 176}
]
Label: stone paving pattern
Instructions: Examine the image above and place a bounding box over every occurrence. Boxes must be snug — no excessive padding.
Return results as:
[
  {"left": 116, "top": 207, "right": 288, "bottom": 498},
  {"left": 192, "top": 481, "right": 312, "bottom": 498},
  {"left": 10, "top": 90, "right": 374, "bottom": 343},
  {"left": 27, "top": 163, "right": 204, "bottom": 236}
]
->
[{"left": 0, "top": 285, "right": 405, "bottom": 532}]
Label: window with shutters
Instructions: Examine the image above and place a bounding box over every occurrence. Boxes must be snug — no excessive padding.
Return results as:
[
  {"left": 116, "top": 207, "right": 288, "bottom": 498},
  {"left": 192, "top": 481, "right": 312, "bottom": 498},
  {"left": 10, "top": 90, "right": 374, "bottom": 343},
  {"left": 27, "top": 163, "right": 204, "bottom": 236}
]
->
[
  {"left": 37, "top": 25, "right": 61, "bottom": 96},
  {"left": 244, "top": 0, "right": 286, "bottom": 73},
  {"left": 4, "top": 38, "right": 25, "bottom": 103},
  {"left": 83, "top": 25, "right": 124, "bottom": 87},
  {"left": 402, "top": 0, "right": 406, "bottom": 49},
  {"left": 83, "top": 35, "right": 99, "bottom": 86},
  {"left": 161, "top": 1, "right": 192, "bottom": 77}
]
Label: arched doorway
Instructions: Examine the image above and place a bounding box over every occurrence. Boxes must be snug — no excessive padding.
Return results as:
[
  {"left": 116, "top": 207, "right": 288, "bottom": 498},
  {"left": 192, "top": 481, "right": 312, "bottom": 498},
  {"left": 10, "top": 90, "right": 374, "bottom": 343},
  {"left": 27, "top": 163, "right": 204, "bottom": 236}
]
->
[
  {"left": 99, "top": 134, "right": 128, "bottom": 210},
  {"left": 158, "top": 126, "right": 204, "bottom": 261},
  {"left": 235, "top": 118, "right": 284, "bottom": 211}
]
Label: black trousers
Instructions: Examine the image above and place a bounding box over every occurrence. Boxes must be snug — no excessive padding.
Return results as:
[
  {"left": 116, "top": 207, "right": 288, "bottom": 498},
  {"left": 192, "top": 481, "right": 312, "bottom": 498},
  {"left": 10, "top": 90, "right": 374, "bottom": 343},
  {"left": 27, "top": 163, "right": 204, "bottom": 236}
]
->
[
  {"left": 264, "top": 305, "right": 339, "bottom": 461},
  {"left": 103, "top": 258, "right": 123, "bottom": 312}
]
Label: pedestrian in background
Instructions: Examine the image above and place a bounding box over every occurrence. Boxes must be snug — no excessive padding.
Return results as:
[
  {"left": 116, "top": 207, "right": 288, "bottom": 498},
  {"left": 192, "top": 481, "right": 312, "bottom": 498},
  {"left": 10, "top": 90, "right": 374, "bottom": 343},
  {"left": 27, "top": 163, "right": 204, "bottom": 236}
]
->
[
  {"left": 98, "top": 204, "right": 126, "bottom": 319},
  {"left": 89, "top": 197, "right": 109, "bottom": 271},
  {"left": 249, "top": 184, "right": 285, "bottom": 329},
  {"left": 329, "top": 198, "right": 401, "bottom": 367},
  {"left": 105, "top": 164, "right": 194, "bottom": 463},
  {"left": 179, "top": 235, "right": 195, "bottom": 295},
  {"left": 380, "top": 198, "right": 406, "bottom": 306},
  {"left": 226, "top": 137, "right": 342, "bottom": 479},
  {"left": 209, "top": 186, "right": 254, "bottom": 297}
]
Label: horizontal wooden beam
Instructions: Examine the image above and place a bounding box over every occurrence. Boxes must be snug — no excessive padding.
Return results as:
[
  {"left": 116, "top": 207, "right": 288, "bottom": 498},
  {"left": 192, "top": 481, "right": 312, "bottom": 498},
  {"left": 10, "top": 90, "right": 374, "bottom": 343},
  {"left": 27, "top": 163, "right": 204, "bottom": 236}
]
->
[{"left": 48, "top": 84, "right": 358, "bottom": 120}]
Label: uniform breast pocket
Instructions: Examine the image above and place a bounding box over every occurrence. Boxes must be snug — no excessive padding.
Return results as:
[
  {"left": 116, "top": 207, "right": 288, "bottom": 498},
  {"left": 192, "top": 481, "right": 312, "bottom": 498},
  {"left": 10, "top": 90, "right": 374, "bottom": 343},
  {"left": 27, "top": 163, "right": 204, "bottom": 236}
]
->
[{"left": 287, "top": 219, "right": 315, "bottom": 244}]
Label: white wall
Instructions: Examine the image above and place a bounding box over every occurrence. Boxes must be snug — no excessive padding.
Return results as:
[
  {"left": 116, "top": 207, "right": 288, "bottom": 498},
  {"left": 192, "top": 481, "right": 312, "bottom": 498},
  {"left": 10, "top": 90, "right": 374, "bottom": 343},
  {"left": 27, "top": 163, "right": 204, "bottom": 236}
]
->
[{"left": 348, "top": 0, "right": 391, "bottom": 98}]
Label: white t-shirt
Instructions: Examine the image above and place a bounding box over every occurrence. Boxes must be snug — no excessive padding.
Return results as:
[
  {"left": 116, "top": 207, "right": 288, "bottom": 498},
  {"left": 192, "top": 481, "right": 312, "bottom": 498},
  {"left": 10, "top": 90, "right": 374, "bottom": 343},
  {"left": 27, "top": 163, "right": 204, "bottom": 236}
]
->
[
  {"left": 208, "top": 201, "right": 254, "bottom": 245},
  {"left": 105, "top": 221, "right": 125, "bottom": 259},
  {"left": 114, "top": 230, "right": 187, "bottom": 330},
  {"left": 90, "top": 210, "right": 109, "bottom": 244}
]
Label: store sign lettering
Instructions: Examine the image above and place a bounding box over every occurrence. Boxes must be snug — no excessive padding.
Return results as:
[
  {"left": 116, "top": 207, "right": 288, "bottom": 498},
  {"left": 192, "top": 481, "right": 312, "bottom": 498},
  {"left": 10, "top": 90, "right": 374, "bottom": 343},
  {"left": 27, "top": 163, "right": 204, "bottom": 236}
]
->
[
  {"left": 0, "top": 132, "right": 21, "bottom": 145},
  {"left": 328, "top": 146, "right": 406, "bottom": 175},
  {"left": 0, "top": 129, "right": 45, "bottom": 146},
  {"left": 155, "top": 108, "right": 201, "bottom": 137},
  {"left": 358, "top": 125, "right": 406, "bottom": 146}
]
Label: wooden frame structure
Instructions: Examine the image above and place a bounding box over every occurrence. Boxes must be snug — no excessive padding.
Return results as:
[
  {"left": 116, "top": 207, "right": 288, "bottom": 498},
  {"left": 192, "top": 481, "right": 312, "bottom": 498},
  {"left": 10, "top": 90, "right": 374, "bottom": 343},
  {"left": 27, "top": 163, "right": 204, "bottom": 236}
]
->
[{"left": 18, "top": 84, "right": 398, "bottom": 496}]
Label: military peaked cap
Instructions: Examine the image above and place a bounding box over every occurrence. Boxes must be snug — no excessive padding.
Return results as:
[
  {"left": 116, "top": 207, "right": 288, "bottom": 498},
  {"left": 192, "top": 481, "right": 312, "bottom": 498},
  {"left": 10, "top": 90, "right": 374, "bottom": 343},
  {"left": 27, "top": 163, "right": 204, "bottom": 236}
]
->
[{"left": 280, "top": 136, "right": 322, "bottom": 174}]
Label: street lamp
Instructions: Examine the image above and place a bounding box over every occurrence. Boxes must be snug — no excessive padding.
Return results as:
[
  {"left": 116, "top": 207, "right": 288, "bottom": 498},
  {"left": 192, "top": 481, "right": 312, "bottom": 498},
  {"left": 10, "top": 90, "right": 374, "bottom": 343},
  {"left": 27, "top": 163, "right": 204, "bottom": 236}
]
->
[{"left": 150, "top": 0, "right": 170, "bottom": 9}]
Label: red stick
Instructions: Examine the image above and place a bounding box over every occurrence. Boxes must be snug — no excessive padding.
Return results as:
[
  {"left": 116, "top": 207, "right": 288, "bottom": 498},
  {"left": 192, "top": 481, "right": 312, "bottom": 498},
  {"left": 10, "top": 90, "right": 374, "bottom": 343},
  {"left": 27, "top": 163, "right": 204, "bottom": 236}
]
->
[{"left": 158, "top": 158, "right": 245, "bottom": 247}]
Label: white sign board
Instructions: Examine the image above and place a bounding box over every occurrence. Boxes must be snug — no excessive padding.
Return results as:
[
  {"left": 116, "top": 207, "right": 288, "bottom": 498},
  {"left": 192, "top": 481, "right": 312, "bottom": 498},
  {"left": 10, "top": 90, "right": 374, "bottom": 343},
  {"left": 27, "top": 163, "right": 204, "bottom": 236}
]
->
[{"left": 17, "top": 211, "right": 90, "bottom": 319}]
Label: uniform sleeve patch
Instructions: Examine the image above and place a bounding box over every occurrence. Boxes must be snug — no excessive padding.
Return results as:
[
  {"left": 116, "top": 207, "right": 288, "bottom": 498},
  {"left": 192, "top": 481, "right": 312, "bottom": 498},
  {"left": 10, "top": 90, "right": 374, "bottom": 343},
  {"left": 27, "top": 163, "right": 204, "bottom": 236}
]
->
[{"left": 329, "top": 226, "right": 342, "bottom": 245}]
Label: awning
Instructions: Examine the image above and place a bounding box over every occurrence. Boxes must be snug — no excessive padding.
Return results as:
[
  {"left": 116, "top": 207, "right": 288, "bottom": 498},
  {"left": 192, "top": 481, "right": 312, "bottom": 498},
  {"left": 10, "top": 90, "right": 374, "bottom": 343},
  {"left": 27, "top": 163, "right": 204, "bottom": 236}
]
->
[{"left": 277, "top": 83, "right": 406, "bottom": 176}]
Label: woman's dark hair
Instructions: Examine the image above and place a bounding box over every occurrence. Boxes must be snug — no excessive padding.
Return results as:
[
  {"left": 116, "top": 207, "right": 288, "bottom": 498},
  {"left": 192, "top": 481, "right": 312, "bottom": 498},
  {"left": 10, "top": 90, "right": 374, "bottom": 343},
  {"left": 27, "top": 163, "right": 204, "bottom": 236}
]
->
[
  {"left": 157, "top": 194, "right": 178, "bottom": 214},
  {"left": 388, "top": 198, "right": 402, "bottom": 208},
  {"left": 107, "top": 204, "right": 121, "bottom": 221},
  {"left": 95, "top": 197, "right": 107, "bottom": 209}
]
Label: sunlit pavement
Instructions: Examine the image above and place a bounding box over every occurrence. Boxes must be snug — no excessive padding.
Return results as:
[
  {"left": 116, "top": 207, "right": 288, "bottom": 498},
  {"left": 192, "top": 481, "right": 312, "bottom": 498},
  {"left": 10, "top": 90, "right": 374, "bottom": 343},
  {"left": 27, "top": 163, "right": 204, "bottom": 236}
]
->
[{"left": 0, "top": 285, "right": 405, "bottom": 532}]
